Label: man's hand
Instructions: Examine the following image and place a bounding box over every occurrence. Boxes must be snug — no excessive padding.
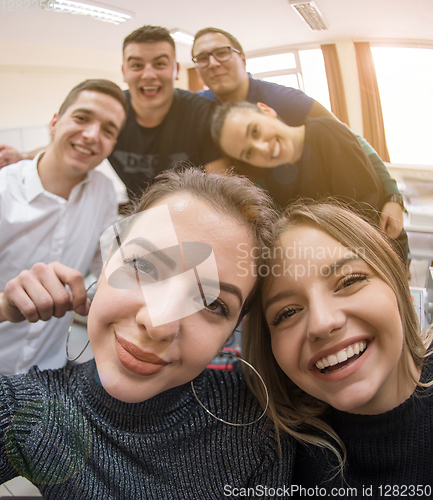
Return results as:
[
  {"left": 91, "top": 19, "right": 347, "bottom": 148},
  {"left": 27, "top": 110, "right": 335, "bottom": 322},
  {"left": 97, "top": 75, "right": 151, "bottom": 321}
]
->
[
  {"left": 0, "top": 144, "right": 23, "bottom": 169},
  {"left": 379, "top": 201, "right": 404, "bottom": 239},
  {"left": 0, "top": 262, "right": 90, "bottom": 323}
]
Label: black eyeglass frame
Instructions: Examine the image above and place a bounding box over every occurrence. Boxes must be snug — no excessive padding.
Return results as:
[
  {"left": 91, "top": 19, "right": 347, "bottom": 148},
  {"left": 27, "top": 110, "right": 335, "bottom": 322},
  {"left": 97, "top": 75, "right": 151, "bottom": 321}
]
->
[{"left": 192, "top": 46, "right": 242, "bottom": 68}]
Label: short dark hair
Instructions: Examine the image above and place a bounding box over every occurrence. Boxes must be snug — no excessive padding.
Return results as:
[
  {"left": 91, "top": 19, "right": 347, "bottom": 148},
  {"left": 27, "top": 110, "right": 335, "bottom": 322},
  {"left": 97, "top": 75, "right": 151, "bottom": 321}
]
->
[
  {"left": 123, "top": 25, "right": 175, "bottom": 53},
  {"left": 58, "top": 79, "right": 128, "bottom": 117},
  {"left": 211, "top": 101, "right": 259, "bottom": 148},
  {"left": 192, "top": 27, "right": 244, "bottom": 57}
]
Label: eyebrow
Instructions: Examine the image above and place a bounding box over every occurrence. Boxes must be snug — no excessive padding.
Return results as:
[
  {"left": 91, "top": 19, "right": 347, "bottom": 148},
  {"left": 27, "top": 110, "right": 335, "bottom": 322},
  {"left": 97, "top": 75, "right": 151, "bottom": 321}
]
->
[
  {"left": 124, "top": 237, "right": 177, "bottom": 270},
  {"left": 199, "top": 277, "right": 244, "bottom": 307},
  {"left": 263, "top": 255, "right": 363, "bottom": 312},
  {"left": 330, "top": 255, "right": 363, "bottom": 271},
  {"left": 264, "top": 290, "right": 296, "bottom": 313},
  {"left": 239, "top": 122, "right": 252, "bottom": 160},
  {"left": 127, "top": 54, "right": 170, "bottom": 63},
  {"left": 73, "top": 108, "right": 120, "bottom": 133}
]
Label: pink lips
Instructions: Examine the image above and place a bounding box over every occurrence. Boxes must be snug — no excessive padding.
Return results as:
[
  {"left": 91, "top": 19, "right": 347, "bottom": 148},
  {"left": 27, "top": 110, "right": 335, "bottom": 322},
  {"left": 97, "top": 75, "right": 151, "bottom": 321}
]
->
[{"left": 115, "top": 334, "right": 170, "bottom": 376}]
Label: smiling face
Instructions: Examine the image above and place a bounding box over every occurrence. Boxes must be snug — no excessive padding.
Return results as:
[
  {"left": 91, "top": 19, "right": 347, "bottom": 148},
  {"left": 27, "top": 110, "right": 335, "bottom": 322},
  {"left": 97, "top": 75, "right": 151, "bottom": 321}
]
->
[
  {"left": 88, "top": 193, "right": 256, "bottom": 403},
  {"left": 192, "top": 32, "right": 248, "bottom": 102},
  {"left": 219, "top": 106, "right": 302, "bottom": 168},
  {"left": 263, "top": 223, "right": 414, "bottom": 415},
  {"left": 48, "top": 90, "right": 125, "bottom": 180},
  {"left": 122, "top": 41, "right": 179, "bottom": 126}
]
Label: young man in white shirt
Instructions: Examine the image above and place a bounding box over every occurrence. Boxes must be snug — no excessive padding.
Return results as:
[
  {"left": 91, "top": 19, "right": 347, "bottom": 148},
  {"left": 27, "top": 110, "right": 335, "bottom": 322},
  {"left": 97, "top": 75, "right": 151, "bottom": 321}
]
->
[{"left": 0, "top": 79, "right": 127, "bottom": 375}]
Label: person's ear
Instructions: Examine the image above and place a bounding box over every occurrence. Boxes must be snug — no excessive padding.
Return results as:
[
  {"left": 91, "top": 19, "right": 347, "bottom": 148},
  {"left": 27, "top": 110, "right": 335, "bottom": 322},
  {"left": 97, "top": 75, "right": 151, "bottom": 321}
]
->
[
  {"left": 257, "top": 102, "right": 277, "bottom": 117},
  {"left": 49, "top": 113, "right": 59, "bottom": 138},
  {"left": 241, "top": 52, "right": 247, "bottom": 69},
  {"left": 174, "top": 62, "right": 180, "bottom": 81},
  {"left": 121, "top": 63, "right": 126, "bottom": 82}
]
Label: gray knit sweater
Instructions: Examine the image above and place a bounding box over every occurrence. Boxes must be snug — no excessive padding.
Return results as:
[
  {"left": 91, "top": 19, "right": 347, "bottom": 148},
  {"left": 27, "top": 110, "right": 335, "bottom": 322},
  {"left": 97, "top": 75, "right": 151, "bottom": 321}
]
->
[{"left": 0, "top": 360, "right": 293, "bottom": 499}]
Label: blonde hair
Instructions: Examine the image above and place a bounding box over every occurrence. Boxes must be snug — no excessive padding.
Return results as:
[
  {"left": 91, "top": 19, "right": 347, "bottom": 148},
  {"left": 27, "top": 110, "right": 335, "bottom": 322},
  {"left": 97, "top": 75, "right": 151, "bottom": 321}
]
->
[{"left": 243, "top": 199, "right": 433, "bottom": 466}]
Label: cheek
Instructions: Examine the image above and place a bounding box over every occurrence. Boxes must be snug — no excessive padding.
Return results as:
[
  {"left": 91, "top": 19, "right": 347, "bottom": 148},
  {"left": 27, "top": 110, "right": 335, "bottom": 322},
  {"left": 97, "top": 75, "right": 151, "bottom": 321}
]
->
[{"left": 270, "top": 330, "right": 299, "bottom": 377}]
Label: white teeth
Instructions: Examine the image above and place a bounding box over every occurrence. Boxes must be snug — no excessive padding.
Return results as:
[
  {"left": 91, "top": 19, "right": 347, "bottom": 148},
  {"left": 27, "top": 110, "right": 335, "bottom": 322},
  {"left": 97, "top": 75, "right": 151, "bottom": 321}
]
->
[
  {"left": 337, "top": 350, "right": 348, "bottom": 363},
  {"left": 315, "top": 341, "right": 367, "bottom": 371},
  {"left": 73, "top": 145, "right": 92, "bottom": 155},
  {"left": 141, "top": 86, "right": 158, "bottom": 90},
  {"left": 271, "top": 140, "right": 280, "bottom": 159}
]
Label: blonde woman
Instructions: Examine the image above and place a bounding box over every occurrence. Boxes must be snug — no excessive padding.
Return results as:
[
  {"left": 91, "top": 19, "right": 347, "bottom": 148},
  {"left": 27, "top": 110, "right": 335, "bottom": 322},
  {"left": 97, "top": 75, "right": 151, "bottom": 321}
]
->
[{"left": 243, "top": 201, "right": 433, "bottom": 493}]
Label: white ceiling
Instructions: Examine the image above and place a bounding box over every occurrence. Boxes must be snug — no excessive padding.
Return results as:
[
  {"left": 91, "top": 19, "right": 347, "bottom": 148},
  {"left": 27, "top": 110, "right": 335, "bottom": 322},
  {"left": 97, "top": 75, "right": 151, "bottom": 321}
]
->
[{"left": 1, "top": 0, "right": 432, "bottom": 66}]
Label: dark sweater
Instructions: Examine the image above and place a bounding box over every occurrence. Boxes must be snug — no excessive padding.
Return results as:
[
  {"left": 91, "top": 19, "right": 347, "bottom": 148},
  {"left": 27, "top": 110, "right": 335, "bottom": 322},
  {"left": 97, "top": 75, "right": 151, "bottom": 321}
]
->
[
  {"left": 293, "top": 357, "right": 433, "bottom": 498},
  {"left": 0, "top": 360, "right": 293, "bottom": 499}
]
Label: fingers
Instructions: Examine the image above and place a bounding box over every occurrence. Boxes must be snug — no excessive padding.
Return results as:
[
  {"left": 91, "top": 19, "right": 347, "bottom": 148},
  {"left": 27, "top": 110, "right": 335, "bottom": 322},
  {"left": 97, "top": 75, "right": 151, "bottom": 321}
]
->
[
  {"left": 50, "top": 262, "right": 90, "bottom": 316},
  {"left": 2, "top": 262, "right": 89, "bottom": 323},
  {"left": 385, "top": 219, "right": 403, "bottom": 239},
  {"left": 0, "top": 145, "right": 23, "bottom": 168}
]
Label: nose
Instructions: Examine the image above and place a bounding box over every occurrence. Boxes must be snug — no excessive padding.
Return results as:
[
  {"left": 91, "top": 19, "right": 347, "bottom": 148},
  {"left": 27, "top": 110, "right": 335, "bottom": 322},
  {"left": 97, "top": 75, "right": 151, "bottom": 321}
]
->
[
  {"left": 135, "top": 303, "right": 181, "bottom": 342},
  {"left": 306, "top": 294, "right": 346, "bottom": 342},
  {"left": 208, "top": 53, "right": 221, "bottom": 68},
  {"left": 82, "top": 122, "right": 99, "bottom": 142},
  {"left": 135, "top": 304, "right": 180, "bottom": 342},
  {"left": 253, "top": 139, "right": 269, "bottom": 157},
  {"left": 141, "top": 62, "right": 157, "bottom": 79}
]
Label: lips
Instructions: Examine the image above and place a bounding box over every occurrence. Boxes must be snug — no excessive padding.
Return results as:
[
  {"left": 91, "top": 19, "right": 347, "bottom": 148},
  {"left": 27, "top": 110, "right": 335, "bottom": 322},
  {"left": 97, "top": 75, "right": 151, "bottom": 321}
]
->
[
  {"left": 309, "top": 338, "right": 370, "bottom": 375},
  {"left": 72, "top": 144, "right": 94, "bottom": 156},
  {"left": 271, "top": 139, "right": 280, "bottom": 160},
  {"left": 315, "top": 341, "right": 368, "bottom": 373},
  {"left": 140, "top": 86, "right": 160, "bottom": 98},
  {"left": 115, "top": 334, "right": 170, "bottom": 376}
]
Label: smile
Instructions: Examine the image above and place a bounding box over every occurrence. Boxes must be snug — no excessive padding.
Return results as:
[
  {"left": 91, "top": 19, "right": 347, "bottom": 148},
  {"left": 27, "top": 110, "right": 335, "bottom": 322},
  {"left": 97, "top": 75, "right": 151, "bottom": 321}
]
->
[
  {"left": 140, "top": 86, "right": 160, "bottom": 97},
  {"left": 271, "top": 140, "right": 280, "bottom": 159},
  {"left": 315, "top": 341, "right": 368, "bottom": 373},
  {"left": 73, "top": 144, "right": 94, "bottom": 156},
  {"left": 115, "top": 334, "right": 170, "bottom": 376}
]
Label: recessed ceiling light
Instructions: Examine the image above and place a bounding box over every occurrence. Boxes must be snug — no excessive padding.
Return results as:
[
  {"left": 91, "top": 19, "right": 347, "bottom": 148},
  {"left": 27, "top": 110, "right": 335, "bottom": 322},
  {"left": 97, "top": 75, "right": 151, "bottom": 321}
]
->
[
  {"left": 170, "top": 29, "right": 194, "bottom": 47},
  {"left": 289, "top": 0, "right": 327, "bottom": 31},
  {"left": 46, "top": 0, "right": 133, "bottom": 25}
]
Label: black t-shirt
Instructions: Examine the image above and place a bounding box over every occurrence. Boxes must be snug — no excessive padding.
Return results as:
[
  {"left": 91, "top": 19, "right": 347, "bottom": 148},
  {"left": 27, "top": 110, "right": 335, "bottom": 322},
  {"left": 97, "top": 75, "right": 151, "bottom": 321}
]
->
[{"left": 108, "top": 89, "right": 221, "bottom": 199}]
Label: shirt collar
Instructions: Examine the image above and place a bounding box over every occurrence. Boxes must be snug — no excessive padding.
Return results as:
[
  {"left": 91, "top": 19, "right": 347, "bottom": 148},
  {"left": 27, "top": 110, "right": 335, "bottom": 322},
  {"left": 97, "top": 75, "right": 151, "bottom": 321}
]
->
[
  {"left": 24, "top": 151, "right": 92, "bottom": 203},
  {"left": 24, "top": 151, "right": 46, "bottom": 203}
]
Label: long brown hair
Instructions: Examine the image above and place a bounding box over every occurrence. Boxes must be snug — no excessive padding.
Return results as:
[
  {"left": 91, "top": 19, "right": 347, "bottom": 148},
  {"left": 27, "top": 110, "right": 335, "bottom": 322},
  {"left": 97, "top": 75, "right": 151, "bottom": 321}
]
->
[{"left": 243, "top": 199, "right": 433, "bottom": 464}]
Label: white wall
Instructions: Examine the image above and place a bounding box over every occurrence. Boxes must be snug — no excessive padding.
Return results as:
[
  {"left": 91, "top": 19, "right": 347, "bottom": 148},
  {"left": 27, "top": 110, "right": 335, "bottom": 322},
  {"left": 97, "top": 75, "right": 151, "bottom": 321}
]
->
[{"left": 0, "top": 41, "right": 189, "bottom": 134}]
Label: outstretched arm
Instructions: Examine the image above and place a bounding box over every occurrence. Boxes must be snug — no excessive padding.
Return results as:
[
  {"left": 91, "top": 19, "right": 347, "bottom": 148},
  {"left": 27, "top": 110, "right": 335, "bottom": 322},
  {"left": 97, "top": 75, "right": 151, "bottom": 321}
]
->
[
  {"left": 0, "top": 262, "right": 90, "bottom": 323},
  {"left": 0, "top": 144, "right": 45, "bottom": 169}
]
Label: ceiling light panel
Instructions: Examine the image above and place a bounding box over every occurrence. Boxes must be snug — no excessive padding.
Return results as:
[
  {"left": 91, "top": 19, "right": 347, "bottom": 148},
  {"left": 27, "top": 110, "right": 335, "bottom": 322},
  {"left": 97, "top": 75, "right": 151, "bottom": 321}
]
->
[
  {"left": 46, "top": 0, "right": 133, "bottom": 25},
  {"left": 289, "top": 0, "right": 327, "bottom": 31},
  {"left": 170, "top": 29, "right": 194, "bottom": 47}
]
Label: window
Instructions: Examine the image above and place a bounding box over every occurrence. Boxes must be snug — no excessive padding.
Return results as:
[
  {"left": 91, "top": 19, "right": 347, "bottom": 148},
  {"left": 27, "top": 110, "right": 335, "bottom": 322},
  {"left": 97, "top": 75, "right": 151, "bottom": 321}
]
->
[
  {"left": 246, "top": 48, "right": 331, "bottom": 111},
  {"left": 371, "top": 46, "right": 433, "bottom": 165}
]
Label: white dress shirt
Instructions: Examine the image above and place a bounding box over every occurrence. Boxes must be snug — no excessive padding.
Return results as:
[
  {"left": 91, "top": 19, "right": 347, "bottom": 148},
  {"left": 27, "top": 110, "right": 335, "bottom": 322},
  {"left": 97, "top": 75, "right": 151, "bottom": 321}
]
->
[{"left": 0, "top": 153, "right": 118, "bottom": 374}]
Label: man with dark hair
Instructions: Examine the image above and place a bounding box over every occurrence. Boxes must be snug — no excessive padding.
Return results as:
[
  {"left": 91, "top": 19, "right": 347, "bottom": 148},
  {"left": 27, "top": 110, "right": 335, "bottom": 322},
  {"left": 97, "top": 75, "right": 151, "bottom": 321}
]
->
[
  {"left": 192, "top": 27, "right": 406, "bottom": 242},
  {"left": 0, "top": 26, "right": 226, "bottom": 201},
  {"left": 0, "top": 79, "right": 126, "bottom": 374},
  {"left": 107, "top": 25, "right": 225, "bottom": 199}
]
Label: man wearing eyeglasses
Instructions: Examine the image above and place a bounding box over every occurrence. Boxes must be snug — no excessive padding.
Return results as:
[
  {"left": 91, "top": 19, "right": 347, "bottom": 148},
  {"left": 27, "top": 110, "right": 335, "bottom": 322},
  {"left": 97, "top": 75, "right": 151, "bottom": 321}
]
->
[
  {"left": 0, "top": 26, "right": 227, "bottom": 201},
  {"left": 192, "top": 27, "right": 406, "bottom": 248}
]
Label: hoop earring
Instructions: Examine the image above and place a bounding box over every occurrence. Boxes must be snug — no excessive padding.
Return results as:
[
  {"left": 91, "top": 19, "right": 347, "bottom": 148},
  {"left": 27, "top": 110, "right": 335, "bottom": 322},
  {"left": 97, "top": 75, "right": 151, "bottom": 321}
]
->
[
  {"left": 66, "top": 280, "right": 97, "bottom": 362},
  {"left": 190, "top": 350, "right": 269, "bottom": 427}
]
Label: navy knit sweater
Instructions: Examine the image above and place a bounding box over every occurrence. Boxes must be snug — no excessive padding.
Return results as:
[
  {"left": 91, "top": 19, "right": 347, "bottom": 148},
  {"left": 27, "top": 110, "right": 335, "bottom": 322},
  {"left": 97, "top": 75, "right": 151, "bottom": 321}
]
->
[
  {"left": 0, "top": 360, "right": 293, "bottom": 499},
  {"left": 293, "top": 357, "right": 433, "bottom": 499}
]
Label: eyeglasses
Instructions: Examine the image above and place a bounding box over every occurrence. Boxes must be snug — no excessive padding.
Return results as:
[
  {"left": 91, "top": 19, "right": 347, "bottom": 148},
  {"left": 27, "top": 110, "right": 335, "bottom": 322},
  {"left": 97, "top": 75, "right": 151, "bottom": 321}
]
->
[{"left": 192, "top": 46, "right": 241, "bottom": 68}]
